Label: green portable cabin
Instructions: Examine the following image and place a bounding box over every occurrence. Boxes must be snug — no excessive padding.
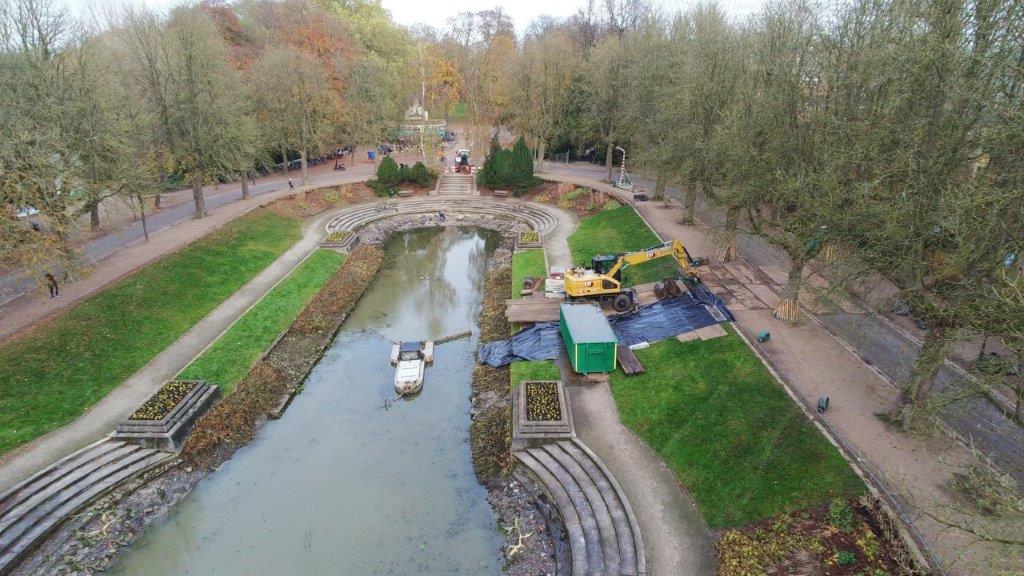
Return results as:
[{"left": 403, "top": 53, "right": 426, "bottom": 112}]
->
[{"left": 559, "top": 303, "right": 618, "bottom": 374}]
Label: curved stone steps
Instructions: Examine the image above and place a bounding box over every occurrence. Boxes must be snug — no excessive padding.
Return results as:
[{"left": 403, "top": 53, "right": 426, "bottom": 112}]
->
[
  {"left": 0, "top": 440, "right": 172, "bottom": 575},
  {"left": 325, "top": 201, "right": 557, "bottom": 236},
  {"left": 325, "top": 198, "right": 559, "bottom": 237},
  {"left": 515, "top": 438, "right": 645, "bottom": 576}
]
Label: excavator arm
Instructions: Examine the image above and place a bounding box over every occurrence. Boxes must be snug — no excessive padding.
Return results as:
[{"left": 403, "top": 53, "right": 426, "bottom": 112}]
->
[{"left": 604, "top": 240, "right": 699, "bottom": 280}]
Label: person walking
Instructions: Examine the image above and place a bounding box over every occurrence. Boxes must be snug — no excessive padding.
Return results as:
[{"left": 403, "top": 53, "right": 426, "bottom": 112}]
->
[
  {"left": 44, "top": 272, "right": 58, "bottom": 298},
  {"left": 288, "top": 178, "right": 294, "bottom": 191}
]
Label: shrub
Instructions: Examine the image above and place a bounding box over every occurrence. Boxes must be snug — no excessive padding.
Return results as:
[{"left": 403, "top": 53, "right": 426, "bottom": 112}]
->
[
  {"left": 410, "top": 161, "right": 435, "bottom": 187},
  {"left": 510, "top": 136, "right": 534, "bottom": 185},
  {"left": 835, "top": 550, "right": 856, "bottom": 566},
  {"left": 827, "top": 499, "right": 855, "bottom": 531},
  {"left": 367, "top": 180, "right": 394, "bottom": 197},
  {"left": 376, "top": 155, "right": 400, "bottom": 186},
  {"left": 477, "top": 138, "right": 540, "bottom": 194},
  {"left": 397, "top": 163, "right": 411, "bottom": 183}
]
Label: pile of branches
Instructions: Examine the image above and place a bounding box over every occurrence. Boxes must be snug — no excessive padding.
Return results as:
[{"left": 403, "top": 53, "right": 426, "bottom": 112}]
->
[
  {"left": 471, "top": 264, "right": 515, "bottom": 481},
  {"left": 182, "top": 244, "right": 384, "bottom": 469}
]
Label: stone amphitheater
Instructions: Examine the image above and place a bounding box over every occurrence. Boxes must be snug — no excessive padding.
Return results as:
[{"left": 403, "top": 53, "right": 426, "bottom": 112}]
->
[{"left": 325, "top": 196, "right": 561, "bottom": 239}]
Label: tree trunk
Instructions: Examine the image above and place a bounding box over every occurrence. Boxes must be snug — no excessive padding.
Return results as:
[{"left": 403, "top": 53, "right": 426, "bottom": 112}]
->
[
  {"left": 772, "top": 254, "right": 806, "bottom": 323},
  {"left": 138, "top": 193, "right": 149, "bottom": 243},
  {"left": 719, "top": 206, "right": 739, "bottom": 262},
  {"left": 89, "top": 199, "right": 100, "bottom": 231},
  {"left": 154, "top": 193, "right": 161, "bottom": 209},
  {"left": 605, "top": 141, "right": 614, "bottom": 182},
  {"left": 888, "top": 323, "right": 956, "bottom": 420},
  {"left": 192, "top": 174, "right": 206, "bottom": 219},
  {"left": 300, "top": 149, "right": 309, "bottom": 185},
  {"left": 653, "top": 170, "right": 666, "bottom": 202},
  {"left": 240, "top": 173, "right": 250, "bottom": 199},
  {"left": 281, "top": 145, "right": 289, "bottom": 175},
  {"left": 536, "top": 138, "right": 546, "bottom": 173},
  {"left": 682, "top": 180, "right": 697, "bottom": 224}
]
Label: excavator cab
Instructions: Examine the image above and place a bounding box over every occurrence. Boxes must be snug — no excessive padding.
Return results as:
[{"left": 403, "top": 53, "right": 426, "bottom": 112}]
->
[{"left": 591, "top": 254, "right": 620, "bottom": 278}]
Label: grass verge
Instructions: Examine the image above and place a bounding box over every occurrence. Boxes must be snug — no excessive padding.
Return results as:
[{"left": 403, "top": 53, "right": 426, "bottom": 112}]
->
[
  {"left": 178, "top": 249, "right": 346, "bottom": 394},
  {"left": 567, "top": 204, "right": 679, "bottom": 286},
  {"left": 609, "top": 326, "right": 864, "bottom": 528},
  {"left": 0, "top": 209, "right": 301, "bottom": 456},
  {"left": 182, "top": 244, "right": 384, "bottom": 469},
  {"left": 511, "top": 249, "right": 546, "bottom": 299},
  {"left": 510, "top": 360, "right": 560, "bottom": 389}
]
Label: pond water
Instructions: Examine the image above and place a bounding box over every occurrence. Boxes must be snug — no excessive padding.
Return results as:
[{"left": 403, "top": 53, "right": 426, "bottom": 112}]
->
[{"left": 113, "top": 227, "right": 503, "bottom": 576}]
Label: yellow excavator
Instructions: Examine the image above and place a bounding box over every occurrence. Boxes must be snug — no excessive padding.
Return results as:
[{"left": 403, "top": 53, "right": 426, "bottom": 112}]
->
[{"left": 563, "top": 239, "right": 703, "bottom": 312}]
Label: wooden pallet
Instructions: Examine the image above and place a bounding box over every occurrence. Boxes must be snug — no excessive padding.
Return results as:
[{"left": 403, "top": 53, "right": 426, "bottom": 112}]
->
[{"left": 616, "top": 344, "right": 645, "bottom": 375}]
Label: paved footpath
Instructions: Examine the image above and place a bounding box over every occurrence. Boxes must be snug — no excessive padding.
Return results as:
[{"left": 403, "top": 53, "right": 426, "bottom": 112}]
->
[
  {"left": 0, "top": 208, "right": 354, "bottom": 492},
  {"left": 0, "top": 168, "right": 375, "bottom": 343},
  {"left": 541, "top": 167, "right": 1017, "bottom": 575},
  {"left": 567, "top": 381, "right": 718, "bottom": 575}
]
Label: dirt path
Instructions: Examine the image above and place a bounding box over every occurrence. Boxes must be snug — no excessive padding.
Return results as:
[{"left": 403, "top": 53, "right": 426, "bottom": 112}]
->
[{"left": 540, "top": 169, "right": 1020, "bottom": 575}]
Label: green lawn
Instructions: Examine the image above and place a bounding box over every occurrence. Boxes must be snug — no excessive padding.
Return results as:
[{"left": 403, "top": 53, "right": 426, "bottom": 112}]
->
[
  {"left": 567, "top": 205, "right": 679, "bottom": 286},
  {"left": 510, "top": 360, "right": 561, "bottom": 389},
  {"left": 609, "top": 327, "right": 864, "bottom": 528},
  {"left": 178, "top": 249, "right": 345, "bottom": 394},
  {"left": 0, "top": 210, "right": 301, "bottom": 455},
  {"left": 511, "top": 249, "right": 546, "bottom": 299}
]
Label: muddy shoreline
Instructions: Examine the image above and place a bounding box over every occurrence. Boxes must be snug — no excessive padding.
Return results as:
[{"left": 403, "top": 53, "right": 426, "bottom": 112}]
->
[{"left": 14, "top": 219, "right": 566, "bottom": 575}]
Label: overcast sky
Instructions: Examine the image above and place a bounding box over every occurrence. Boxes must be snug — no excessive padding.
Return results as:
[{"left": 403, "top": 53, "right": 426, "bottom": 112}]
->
[{"left": 66, "top": 0, "right": 767, "bottom": 30}]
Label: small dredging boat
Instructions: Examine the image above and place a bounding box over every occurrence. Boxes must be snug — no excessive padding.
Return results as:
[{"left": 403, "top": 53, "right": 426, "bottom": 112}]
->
[{"left": 391, "top": 341, "right": 431, "bottom": 395}]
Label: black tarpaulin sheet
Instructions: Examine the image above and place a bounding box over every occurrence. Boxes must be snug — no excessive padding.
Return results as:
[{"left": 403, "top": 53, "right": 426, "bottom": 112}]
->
[
  {"left": 477, "top": 283, "right": 735, "bottom": 367},
  {"left": 477, "top": 322, "right": 562, "bottom": 367},
  {"left": 610, "top": 283, "right": 734, "bottom": 347}
]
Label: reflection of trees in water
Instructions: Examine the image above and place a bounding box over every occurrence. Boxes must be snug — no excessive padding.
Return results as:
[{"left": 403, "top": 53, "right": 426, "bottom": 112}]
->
[{"left": 381, "top": 227, "right": 495, "bottom": 338}]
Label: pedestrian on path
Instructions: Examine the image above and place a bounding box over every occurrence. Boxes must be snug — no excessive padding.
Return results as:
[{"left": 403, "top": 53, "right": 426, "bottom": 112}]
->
[
  {"left": 288, "top": 178, "right": 294, "bottom": 191},
  {"left": 44, "top": 273, "right": 58, "bottom": 298}
]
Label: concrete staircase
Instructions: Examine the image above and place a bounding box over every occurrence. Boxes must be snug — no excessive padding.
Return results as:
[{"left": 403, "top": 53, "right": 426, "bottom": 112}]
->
[
  {"left": 0, "top": 440, "right": 171, "bottom": 574},
  {"left": 433, "top": 173, "right": 476, "bottom": 196},
  {"left": 515, "top": 439, "right": 646, "bottom": 576},
  {"left": 324, "top": 197, "right": 559, "bottom": 238}
]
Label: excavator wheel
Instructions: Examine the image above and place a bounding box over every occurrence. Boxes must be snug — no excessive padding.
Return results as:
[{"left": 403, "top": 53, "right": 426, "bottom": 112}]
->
[
  {"left": 654, "top": 282, "right": 667, "bottom": 299},
  {"left": 612, "top": 293, "right": 632, "bottom": 312}
]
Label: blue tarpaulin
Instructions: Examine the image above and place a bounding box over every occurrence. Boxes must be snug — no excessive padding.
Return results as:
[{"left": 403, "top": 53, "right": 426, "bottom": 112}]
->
[{"left": 477, "top": 284, "right": 735, "bottom": 368}]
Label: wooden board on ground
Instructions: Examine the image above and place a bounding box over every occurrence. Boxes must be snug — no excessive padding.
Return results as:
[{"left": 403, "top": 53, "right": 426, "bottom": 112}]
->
[
  {"left": 616, "top": 344, "right": 645, "bottom": 375},
  {"left": 693, "top": 324, "right": 727, "bottom": 341}
]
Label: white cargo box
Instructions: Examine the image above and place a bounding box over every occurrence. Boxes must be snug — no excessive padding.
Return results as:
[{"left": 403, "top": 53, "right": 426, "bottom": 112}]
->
[{"left": 545, "top": 277, "right": 566, "bottom": 298}]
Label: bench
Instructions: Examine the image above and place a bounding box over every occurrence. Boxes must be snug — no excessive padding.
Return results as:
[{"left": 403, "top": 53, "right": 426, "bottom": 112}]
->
[
  {"left": 396, "top": 189, "right": 413, "bottom": 197},
  {"left": 493, "top": 190, "right": 510, "bottom": 197}
]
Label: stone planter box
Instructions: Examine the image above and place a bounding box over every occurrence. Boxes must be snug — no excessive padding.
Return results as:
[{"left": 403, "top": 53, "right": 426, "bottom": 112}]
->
[
  {"left": 515, "top": 229, "right": 543, "bottom": 250},
  {"left": 113, "top": 380, "right": 221, "bottom": 452},
  {"left": 512, "top": 380, "right": 575, "bottom": 449},
  {"left": 322, "top": 230, "right": 360, "bottom": 252}
]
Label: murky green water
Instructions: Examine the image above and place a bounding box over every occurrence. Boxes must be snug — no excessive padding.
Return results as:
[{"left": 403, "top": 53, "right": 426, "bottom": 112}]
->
[{"left": 113, "top": 227, "right": 502, "bottom": 575}]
